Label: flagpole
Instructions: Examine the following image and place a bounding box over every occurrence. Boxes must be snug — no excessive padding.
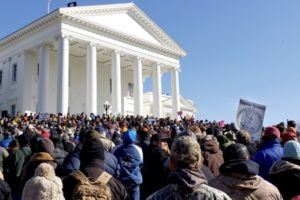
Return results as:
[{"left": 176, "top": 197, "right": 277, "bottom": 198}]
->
[{"left": 47, "top": 0, "right": 51, "bottom": 14}]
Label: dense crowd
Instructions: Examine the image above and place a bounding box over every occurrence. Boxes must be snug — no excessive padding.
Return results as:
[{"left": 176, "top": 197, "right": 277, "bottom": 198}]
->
[{"left": 0, "top": 112, "right": 299, "bottom": 200}]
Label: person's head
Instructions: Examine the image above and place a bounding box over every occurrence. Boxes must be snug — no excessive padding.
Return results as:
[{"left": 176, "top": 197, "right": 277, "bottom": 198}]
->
[
  {"left": 79, "top": 137, "right": 105, "bottom": 168},
  {"left": 169, "top": 136, "right": 201, "bottom": 171},
  {"left": 17, "top": 133, "right": 31, "bottom": 147},
  {"left": 276, "top": 122, "right": 285, "bottom": 133},
  {"left": 122, "top": 129, "right": 137, "bottom": 144},
  {"left": 288, "top": 120, "right": 297, "bottom": 129},
  {"left": 236, "top": 130, "right": 251, "bottom": 145},
  {"left": 36, "top": 138, "right": 55, "bottom": 156},
  {"left": 85, "top": 130, "right": 101, "bottom": 141},
  {"left": 150, "top": 134, "right": 161, "bottom": 146},
  {"left": 281, "top": 131, "right": 297, "bottom": 145},
  {"left": 223, "top": 143, "right": 250, "bottom": 162},
  {"left": 8, "top": 139, "right": 19, "bottom": 150},
  {"left": 283, "top": 140, "right": 300, "bottom": 160},
  {"left": 262, "top": 126, "right": 280, "bottom": 141},
  {"left": 22, "top": 163, "right": 63, "bottom": 200}
]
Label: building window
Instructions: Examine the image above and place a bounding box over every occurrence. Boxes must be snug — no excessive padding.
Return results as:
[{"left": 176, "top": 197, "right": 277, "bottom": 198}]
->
[
  {"left": 11, "top": 104, "right": 16, "bottom": 116},
  {"left": 0, "top": 70, "right": 2, "bottom": 87},
  {"left": 128, "top": 82, "right": 133, "bottom": 97},
  {"left": 12, "top": 63, "right": 17, "bottom": 82}
]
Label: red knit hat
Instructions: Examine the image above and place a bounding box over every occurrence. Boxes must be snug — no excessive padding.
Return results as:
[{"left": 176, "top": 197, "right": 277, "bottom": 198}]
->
[
  {"left": 281, "top": 131, "right": 297, "bottom": 144},
  {"left": 263, "top": 127, "right": 280, "bottom": 138}
]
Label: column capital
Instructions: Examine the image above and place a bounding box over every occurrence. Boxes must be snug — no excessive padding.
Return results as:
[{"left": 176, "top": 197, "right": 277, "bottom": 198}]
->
[
  {"left": 38, "top": 43, "right": 52, "bottom": 49},
  {"left": 88, "top": 42, "right": 97, "bottom": 48},
  {"left": 173, "top": 65, "right": 181, "bottom": 72},
  {"left": 111, "top": 49, "right": 121, "bottom": 56},
  {"left": 135, "top": 56, "right": 142, "bottom": 61},
  {"left": 152, "top": 62, "right": 163, "bottom": 67},
  {"left": 54, "top": 34, "right": 71, "bottom": 41}
]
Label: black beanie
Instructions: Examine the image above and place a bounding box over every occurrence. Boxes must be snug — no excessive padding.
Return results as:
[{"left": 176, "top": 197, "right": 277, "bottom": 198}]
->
[
  {"left": 80, "top": 138, "right": 105, "bottom": 164},
  {"left": 223, "top": 143, "right": 249, "bottom": 162}
]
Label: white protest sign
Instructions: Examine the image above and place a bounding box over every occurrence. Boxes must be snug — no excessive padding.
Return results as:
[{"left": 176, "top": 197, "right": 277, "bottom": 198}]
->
[
  {"left": 39, "top": 113, "right": 50, "bottom": 121},
  {"left": 236, "top": 99, "right": 266, "bottom": 141}
]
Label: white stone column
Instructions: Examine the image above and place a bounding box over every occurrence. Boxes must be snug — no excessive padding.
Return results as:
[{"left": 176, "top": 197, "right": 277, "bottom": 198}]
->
[
  {"left": 152, "top": 62, "right": 162, "bottom": 118},
  {"left": 37, "top": 43, "right": 50, "bottom": 113},
  {"left": 56, "top": 35, "right": 69, "bottom": 115},
  {"left": 111, "top": 50, "right": 122, "bottom": 114},
  {"left": 86, "top": 42, "right": 97, "bottom": 115},
  {"left": 134, "top": 56, "right": 143, "bottom": 116},
  {"left": 171, "top": 67, "right": 180, "bottom": 119}
]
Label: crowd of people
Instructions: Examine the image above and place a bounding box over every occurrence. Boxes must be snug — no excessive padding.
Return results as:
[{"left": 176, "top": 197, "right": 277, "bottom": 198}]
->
[{"left": 0, "top": 111, "right": 299, "bottom": 200}]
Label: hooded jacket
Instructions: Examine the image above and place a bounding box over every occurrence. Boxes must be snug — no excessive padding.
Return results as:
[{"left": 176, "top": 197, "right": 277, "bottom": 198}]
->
[
  {"left": 113, "top": 130, "right": 143, "bottom": 187},
  {"left": 202, "top": 139, "right": 224, "bottom": 176},
  {"left": 253, "top": 139, "right": 283, "bottom": 180},
  {"left": 269, "top": 158, "right": 300, "bottom": 200},
  {"left": 3, "top": 146, "right": 31, "bottom": 192},
  {"left": 210, "top": 160, "right": 283, "bottom": 200},
  {"left": 62, "top": 138, "right": 127, "bottom": 200},
  {"left": 62, "top": 143, "right": 119, "bottom": 177},
  {"left": 146, "top": 168, "right": 230, "bottom": 200}
]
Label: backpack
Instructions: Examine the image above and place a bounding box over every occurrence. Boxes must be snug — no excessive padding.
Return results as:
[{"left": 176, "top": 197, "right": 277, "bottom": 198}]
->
[{"left": 71, "top": 170, "right": 112, "bottom": 200}]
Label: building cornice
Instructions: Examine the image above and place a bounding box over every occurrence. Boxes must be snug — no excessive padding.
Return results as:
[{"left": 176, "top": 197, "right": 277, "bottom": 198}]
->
[
  {"left": 61, "top": 13, "right": 184, "bottom": 58},
  {"left": 0, "top": 10, "right": 60, "bottom": 49},
  {"left": 0, "top": 3, "right": 186, "bottom": 58},
  {"left": 61, "top": 3, "right": 186, "bottom": 56}
]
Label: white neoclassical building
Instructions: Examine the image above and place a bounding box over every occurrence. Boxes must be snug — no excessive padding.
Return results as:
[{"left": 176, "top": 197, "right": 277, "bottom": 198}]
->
[{"left": 0, "top": 3, "right": 196, "bottom": 118}]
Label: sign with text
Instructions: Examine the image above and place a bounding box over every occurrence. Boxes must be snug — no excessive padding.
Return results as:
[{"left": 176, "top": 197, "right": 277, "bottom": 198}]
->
[
  {"left": 38, "top": 113, "right": 50, "bottom": 122},
  {"left": 236, "top": 99, "right": 266, "bottom": 140}
]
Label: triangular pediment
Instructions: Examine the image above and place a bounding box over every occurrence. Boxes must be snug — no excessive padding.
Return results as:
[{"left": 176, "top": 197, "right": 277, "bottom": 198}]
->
[{"left": 60, "top": 3, "right": 186, "bottom": 56}]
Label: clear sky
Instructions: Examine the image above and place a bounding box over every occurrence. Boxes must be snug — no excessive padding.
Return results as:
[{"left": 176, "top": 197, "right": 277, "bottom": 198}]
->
[{"left": 1, "top": 0, "right": 300, "bottom": 125}]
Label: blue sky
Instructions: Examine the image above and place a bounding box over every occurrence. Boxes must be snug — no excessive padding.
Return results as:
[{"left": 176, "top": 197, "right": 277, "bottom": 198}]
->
[{"left": 1, "top": 0, "right": 300, "bottom": 125}]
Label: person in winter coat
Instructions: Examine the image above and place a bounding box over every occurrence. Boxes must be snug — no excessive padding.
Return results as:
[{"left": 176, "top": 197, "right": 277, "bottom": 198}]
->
[
  {"left": 280, "top": 127, "right": 298, "bottom": 145},
  {"left": 3, "top": 134, "right": 31, "bottom": 198},
  {"left": 20, "top": 138, "right": 57, "bottom": 189},
  {"left": 22, "top": 163, "right": 64, "bottom": 200},
  {"left": 147, "top": 136, "right": 231, "bottom": 200},
  {"left": 62, "top": 137, "right": 127, "bottom": 200},
  {"left": 99, "top": 131, "right": 115, "bottom": 152},
  {"left": 62, "top": 130, "right": 120, "bottom": 177},
  {"left": 141, "top": 133, "right": 169, "bottom": 199},
  {"left": 253, "top": 127, "right": 283, "bottom": 180},
  {"left": 61, "top": 129, "right": 87, "bottom": 176},
  {"left": 236, "top": 130, "right": 257, "bottom": 158},
  {"left": 269, "top": 140, "right": 300, "bottom": 200},
  {"left": 0, "top": 171, "right": 12, "bottom": 200},
  {"left": 51, "top": 135, "right": 68, "bottom": 166},
  {"left": 210, "top": 143, "right": 283, "bottom": 200},
  {"left": 113, "top": 129, "right": 143, "bottom": 200},
  {"left": 0, "top": 132, "right": 12, "bottom": 149},
  {"left": 0, "top": 146, "right": 9, "bottom": 172},
  {"left": 201, "top": 135, "right": 224, "bottom": 176}
]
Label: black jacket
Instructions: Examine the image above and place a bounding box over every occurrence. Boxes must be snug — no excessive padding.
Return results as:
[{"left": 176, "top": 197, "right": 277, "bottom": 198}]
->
[{"left": 62, "top": 160, "right": 127, "bottom": 200}]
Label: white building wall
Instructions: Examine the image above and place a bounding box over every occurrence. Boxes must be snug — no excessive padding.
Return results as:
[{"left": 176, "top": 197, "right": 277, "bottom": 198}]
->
[
  {"left": 20, "top": 51, "right": 37, "bottom": 113},
  {"left": 68, "top": 55, "right": 86, "bottom": 114},
  {"left": 0, "top": 54, "right": 24, "bottom": 115},
  {"left": 48, "top": 50, "right": 58, "bottom": 113}
]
